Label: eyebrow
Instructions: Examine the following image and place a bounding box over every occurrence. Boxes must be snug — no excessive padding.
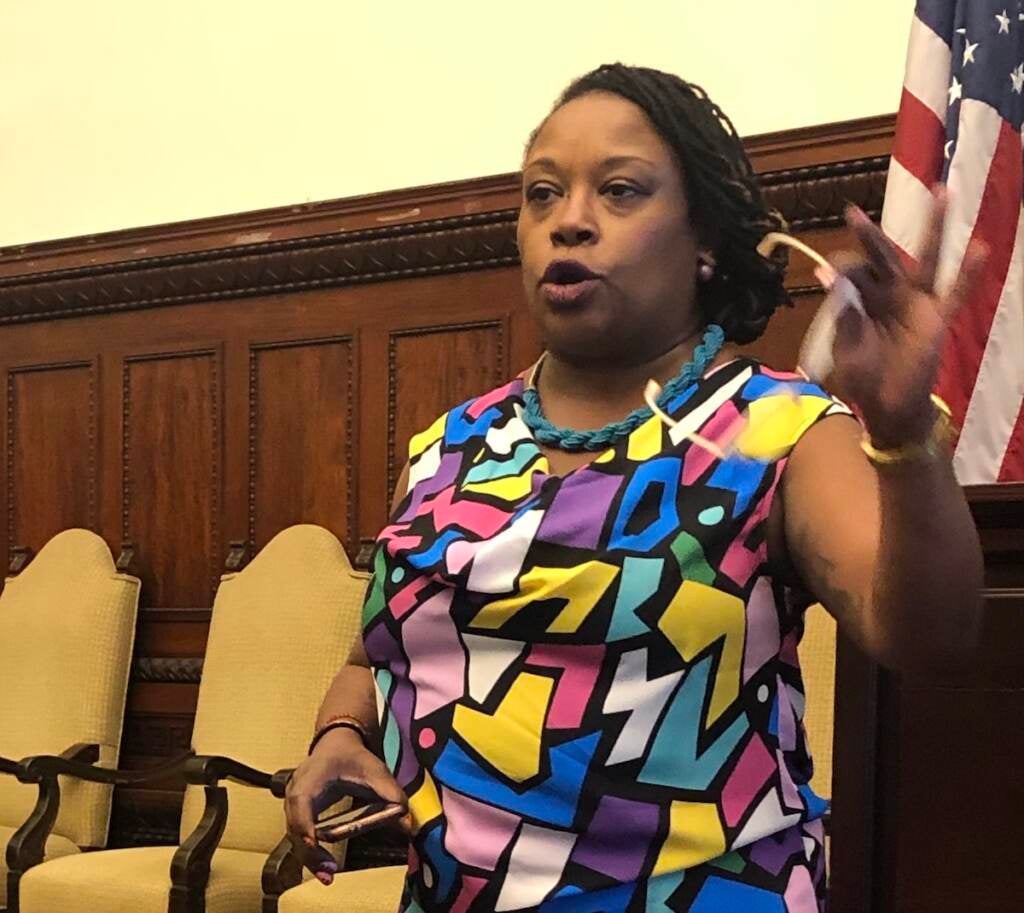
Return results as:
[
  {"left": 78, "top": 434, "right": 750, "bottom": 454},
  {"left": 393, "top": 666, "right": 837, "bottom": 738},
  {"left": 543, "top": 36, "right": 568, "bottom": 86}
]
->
[{"left": 522, "top": 154, "right": 658, "bottom": 174}]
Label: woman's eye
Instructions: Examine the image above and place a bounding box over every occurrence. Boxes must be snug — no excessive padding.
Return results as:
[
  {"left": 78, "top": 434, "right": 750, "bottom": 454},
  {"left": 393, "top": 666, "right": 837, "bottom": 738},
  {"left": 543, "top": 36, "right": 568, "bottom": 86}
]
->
[
  {"left": 526, "top": 184, "right": 558, "bottom": 203},
  {"left": 604, "top": 182, "right": 639, "bottom": 200}
]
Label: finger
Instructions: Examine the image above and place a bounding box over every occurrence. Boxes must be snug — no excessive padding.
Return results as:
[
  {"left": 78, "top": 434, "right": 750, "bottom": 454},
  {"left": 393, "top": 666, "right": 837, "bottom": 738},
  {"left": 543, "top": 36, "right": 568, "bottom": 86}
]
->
[
  {"left": 284, "top": 788, "right": 319, "bottom": 844},
  {"left": 846, "top": 205, "right": 902, "bottom": 282},
  {"left": 916, "top": 185, "right": 948, "bottom": 292},
  {"left": 940, "top": 240, "right": 989, "bottom": 321},
  {"left": 287, "top": 831, "right": 339, "bottom": 883},
  {"left": 365, "top": 772, "right": 408, "bottom": 809},
  {"left": 834, "top": 262, "right": 890, "bottom": 321}
]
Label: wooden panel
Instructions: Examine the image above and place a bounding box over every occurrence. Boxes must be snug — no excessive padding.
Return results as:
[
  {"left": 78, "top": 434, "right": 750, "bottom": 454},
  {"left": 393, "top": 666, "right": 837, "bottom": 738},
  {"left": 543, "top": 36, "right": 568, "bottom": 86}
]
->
[
  {"left": 883, "top": 585, "right": 1024, "bottom": 912},
  {"left": 6, "top": 361, "right": 96, "bottom": 555},
  {"left": 387, "top": 322, "right": 506, "bottom": 497},
  {"left": 249, "top": 336, "right": 355, "bottom": 550},
  {"left": 123, "top": 351, "right": 220, "bottom": 606},
  {"left": 831, "top": 484, "right": 1024, "bottom": 913}
]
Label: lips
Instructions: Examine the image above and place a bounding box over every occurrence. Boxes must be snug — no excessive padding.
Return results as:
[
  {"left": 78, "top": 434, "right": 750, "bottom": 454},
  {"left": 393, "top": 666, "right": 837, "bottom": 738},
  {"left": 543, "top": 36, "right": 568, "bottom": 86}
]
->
[
  {"left": 540, "top": 259, "right": 601, "bottom": 284},
  {"left": 539, "top": 259, "right": 602, "bottom": 309}
]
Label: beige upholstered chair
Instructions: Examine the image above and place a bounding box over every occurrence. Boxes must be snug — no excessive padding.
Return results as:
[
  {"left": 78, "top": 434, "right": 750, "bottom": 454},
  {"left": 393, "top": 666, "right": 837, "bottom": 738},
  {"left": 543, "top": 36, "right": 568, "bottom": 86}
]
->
[
  {"left": 0, "top": 529, "right": 141, "bottom": 911},
  {"left": 17, "top": 524, "right": 367, "bottom": 913},
  {"left": 798, "top": 601, "right": 837, "bottom": 880},
  {"left": 276, "top": 865, "right": 406, "bottom": 913},
  {"left": 799, "top": 602, "right": 838, "bottom": 800}
]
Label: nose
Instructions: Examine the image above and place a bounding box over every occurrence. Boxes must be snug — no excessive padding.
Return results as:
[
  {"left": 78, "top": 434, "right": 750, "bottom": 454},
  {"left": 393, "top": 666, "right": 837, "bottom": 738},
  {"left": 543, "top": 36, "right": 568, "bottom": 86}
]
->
[{"left": 550, "top": 193, "right": 598, "bottom": 248}]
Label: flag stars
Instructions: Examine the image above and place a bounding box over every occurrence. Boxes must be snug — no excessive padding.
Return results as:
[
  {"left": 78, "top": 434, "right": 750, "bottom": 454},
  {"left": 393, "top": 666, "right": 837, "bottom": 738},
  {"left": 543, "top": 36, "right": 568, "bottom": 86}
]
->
[
  {"left": 1011, "top": 63, "right": 1024, "bottom": 94},
  {"left": 948, "top": 76, "right": 963, "bottom": 105},
  {"left": 996, "top": 10, "right": 1011, "bottom": 33},
  {"left": 963, "top": 39, "right": 979, "bottom": 65}
]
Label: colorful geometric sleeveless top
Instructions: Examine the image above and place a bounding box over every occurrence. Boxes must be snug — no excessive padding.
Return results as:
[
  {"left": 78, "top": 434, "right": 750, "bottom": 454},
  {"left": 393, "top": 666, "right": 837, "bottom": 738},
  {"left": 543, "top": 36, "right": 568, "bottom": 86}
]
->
[{"left": 362, "top": 358, "right": 850, "bottom": 913}]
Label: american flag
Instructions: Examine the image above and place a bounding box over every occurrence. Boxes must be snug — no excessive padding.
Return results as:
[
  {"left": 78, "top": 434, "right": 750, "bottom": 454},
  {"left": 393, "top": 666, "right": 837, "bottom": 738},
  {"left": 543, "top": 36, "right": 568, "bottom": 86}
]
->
[{"left": 881, "top": 0, "right": 1024, "bottom": 483}]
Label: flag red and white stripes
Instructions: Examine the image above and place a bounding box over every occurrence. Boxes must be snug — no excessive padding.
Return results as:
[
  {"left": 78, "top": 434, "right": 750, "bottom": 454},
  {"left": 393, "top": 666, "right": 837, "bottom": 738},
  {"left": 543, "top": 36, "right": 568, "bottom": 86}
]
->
[{"left": 881, "top": 0, "right": 1024, "bottom": 483}]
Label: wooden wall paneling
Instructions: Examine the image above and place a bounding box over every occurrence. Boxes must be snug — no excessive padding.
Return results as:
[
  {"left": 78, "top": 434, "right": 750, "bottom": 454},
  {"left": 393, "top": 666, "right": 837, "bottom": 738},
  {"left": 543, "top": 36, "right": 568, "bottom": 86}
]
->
[
  {"left": 121, "top": 347, "right": 222, "bottom": 607},
  {"left": 5, "top": 359, "right": 98, "bottom": 562},
  {"left": 386, "top": 319, "right": 508, "bottom": 508},
  {"left": 248, "top": 334, "right": 357, "bottom": 551}
]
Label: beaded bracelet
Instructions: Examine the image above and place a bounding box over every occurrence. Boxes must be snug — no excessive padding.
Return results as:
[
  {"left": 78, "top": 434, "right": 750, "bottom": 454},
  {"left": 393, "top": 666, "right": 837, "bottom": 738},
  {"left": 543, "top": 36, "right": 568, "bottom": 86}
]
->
[{"left": 308, "top": 714, "right": 369, "bottom": 756}]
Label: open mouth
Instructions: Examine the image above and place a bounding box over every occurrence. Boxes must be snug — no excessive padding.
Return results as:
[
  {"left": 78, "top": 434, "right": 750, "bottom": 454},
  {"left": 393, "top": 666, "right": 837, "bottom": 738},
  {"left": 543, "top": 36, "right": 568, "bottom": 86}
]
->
[{"left": 539, "top": 260, "right": 603, "bottom": 308}]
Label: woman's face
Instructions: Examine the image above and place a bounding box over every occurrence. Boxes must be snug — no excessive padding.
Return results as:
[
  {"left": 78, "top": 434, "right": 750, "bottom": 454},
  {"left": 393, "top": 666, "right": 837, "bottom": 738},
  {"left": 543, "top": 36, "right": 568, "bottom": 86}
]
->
[{"left": 517, "top": 91, "right": 704, "bottom": 367}]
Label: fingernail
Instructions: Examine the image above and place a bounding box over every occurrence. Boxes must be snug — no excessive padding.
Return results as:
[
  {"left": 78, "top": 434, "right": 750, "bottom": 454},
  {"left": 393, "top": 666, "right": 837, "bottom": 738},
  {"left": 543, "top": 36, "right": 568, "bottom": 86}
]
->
[
  {"left": 316, "top": 872, "right": 334, "bottom": 886},
  {"left": 320, "top": 860, "right": 338, "bottom": 873},
  {"left": 302, "top": 835, "right": 317, "bottom": 848}
]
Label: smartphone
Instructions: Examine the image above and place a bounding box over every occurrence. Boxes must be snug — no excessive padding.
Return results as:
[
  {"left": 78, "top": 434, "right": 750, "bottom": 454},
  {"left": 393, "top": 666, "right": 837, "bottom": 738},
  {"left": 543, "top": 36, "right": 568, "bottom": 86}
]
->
[{"left": 313, "top": 801, "right": 406, "bottom": 842}]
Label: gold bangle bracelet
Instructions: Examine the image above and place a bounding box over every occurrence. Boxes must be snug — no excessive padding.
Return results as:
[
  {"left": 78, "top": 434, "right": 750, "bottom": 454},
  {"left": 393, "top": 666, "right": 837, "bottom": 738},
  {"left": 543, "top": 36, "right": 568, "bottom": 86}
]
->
[{"left": 860, "top": 395, "right": 955, "bottom": 465}]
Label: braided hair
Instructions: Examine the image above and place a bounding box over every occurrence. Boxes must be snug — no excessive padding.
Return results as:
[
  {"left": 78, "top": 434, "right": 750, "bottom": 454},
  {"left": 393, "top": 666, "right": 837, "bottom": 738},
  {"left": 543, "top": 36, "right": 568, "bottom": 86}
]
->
[{"left": 529, "top": 64, "right": 789, "bottom": 345}]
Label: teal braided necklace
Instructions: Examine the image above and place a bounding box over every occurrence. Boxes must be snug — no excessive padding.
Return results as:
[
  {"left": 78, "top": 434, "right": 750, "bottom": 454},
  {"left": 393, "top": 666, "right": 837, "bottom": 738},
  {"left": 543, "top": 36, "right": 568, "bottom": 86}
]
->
[{"left": 522, "top": 324, "right": 726, "bottom": 452}]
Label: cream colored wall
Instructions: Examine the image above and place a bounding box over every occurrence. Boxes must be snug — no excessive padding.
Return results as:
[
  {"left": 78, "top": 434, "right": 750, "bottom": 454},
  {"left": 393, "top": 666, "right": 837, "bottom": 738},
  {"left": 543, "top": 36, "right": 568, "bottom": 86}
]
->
[{"left": 0, "top": 1, "right": 913, "bottom": 248}]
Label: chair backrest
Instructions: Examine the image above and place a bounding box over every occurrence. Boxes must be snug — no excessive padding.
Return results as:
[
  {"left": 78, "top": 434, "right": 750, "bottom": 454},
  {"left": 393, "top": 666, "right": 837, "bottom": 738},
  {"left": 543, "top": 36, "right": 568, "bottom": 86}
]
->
[
  {"left": 0, "top": 529, "right": 140, "bottom": 848},
  {"left": 798, "top": 602, "right": 837, "bottom": 799},
  {"left": 179, "top": 525, "right": 369, "bottom": 855}
]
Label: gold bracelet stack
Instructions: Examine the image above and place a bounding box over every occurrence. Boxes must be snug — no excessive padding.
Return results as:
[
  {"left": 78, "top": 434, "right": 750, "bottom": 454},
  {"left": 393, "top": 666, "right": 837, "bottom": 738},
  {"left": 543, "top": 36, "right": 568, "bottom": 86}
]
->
[{"left": 860, "top": 395, "right": 955, "bottom": 466}]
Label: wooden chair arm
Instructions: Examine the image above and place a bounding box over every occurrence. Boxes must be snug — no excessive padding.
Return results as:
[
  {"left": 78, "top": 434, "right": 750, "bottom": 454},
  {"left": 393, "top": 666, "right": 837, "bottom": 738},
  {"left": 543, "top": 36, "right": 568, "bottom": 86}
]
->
[
  {"left": 169, "top": 785, "right": 228, "bottom": 913},
  {"left": 16, "top": 748, "right": 194, "bottom": 786},
  {"left": 270, "top": 768, "right": 294, "bottom": 799},
  {"left": 167, "top": 759, "right": 301, "bottom": 913},
  {"left": 180, "top": 754, "right": 276, "bottom": 789},
  {"left": 2, "top": 742, "right": 98, "bottom": 909},
  {"left": 1, "top": 743, "right": 99, "bottom": 782}
]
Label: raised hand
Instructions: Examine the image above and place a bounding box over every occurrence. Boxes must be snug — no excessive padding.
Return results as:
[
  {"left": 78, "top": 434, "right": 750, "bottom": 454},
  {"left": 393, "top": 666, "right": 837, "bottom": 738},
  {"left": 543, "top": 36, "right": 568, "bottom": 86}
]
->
[{"left": 831, "top": 188, "right": 987, "bottom": 449}]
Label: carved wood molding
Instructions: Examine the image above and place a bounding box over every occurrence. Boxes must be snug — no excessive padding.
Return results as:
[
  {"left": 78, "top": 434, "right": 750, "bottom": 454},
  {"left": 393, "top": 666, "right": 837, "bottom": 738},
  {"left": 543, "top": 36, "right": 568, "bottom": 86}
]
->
[
  {"left": 132, "top": 657, "right": 204, "bottom": 684},
  {"left": 0, "top": 212, "right": 521, "bottom": 324},
  {"left": 759, "top": 155, "right": 889, "bottom": 230},
  {"left": 0, "top": 156, "right": 889, "bottom": 325}
]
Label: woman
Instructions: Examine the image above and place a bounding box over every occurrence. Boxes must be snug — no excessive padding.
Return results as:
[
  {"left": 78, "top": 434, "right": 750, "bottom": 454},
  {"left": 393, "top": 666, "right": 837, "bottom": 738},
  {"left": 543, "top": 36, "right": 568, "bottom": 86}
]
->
[{"left": 286, "top": 64, "right": 985, "bottom": 912}]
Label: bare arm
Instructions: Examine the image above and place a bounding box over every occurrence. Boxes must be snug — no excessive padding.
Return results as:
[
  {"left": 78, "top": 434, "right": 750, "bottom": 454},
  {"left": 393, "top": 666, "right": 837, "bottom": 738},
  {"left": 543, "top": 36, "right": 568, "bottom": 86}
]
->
[
  {"left": 767, "top": 191, "right": 987, "bottom": 674},
  {"left": 771, "top": 415, "right": 982, "bottom": 673}
]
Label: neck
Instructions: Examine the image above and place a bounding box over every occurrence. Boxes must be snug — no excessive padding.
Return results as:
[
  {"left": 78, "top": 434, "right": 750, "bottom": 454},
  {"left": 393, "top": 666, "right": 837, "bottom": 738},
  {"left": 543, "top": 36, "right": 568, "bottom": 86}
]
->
[{"left": 539, "top": 328, "right": 711, "bottom": 407}]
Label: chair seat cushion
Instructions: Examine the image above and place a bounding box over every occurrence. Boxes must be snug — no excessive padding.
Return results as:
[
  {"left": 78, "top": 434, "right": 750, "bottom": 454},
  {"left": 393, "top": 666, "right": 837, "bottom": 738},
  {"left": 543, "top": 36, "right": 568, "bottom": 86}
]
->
[
  {"left": 0, "top": 824, "right": 80, "bottom": 907},
  {"left": 279, "top": 865, "right": 407, "bottom": 913},
  {"left": 19, "top": 844, "right": 267, "bottom": 913}
]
